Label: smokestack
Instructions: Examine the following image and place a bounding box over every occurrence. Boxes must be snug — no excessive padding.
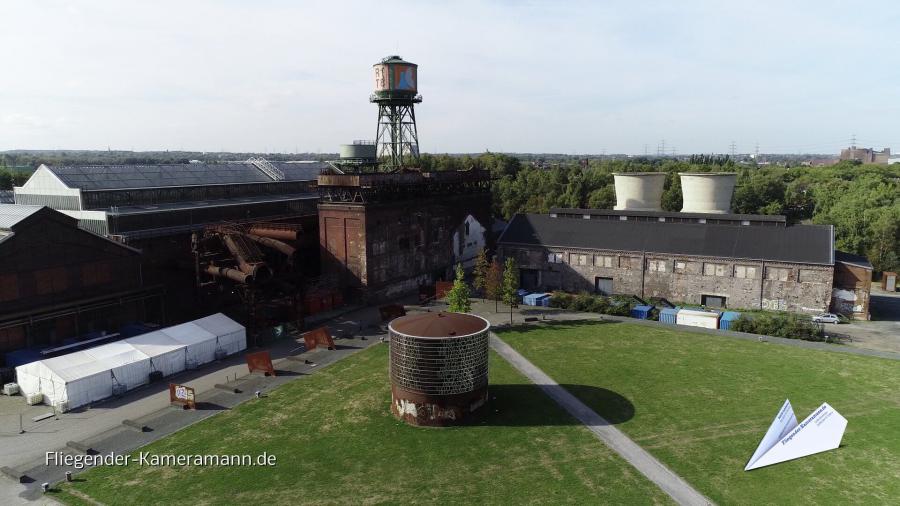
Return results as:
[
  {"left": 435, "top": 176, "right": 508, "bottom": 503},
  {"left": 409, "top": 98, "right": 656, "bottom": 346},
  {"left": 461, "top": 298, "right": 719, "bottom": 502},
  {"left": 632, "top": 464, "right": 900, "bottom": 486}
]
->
[
  {"left": 612, "top": 172, "right": 666, "bottom": 211},
  {"left": 679, "top": 173, "right": 737, "bottom": 214}
]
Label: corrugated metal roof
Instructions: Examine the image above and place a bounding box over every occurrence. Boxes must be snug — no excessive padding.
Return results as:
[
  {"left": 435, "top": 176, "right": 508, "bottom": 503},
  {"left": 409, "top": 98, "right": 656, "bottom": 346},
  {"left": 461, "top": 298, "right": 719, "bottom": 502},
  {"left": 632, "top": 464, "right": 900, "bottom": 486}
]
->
[
  {"left": 550, "top": 207, "right": 787, "bottom": 223},
  {"left": 500, "top": 213, "right": 834, "bottom": 265},
  {"left": 44, "top": 161, "right": 325, "bottom": 191},
  {"left": 0, "top": 204, "right": 42, "bottom": 230}
]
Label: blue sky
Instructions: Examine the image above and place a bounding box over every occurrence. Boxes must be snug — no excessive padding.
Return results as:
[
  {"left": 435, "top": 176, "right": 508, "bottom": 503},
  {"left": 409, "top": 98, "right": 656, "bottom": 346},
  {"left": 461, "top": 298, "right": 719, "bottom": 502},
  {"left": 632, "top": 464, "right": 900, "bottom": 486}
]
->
[{"left": 1, "top": 0, "right": 898, "bottom": 154}]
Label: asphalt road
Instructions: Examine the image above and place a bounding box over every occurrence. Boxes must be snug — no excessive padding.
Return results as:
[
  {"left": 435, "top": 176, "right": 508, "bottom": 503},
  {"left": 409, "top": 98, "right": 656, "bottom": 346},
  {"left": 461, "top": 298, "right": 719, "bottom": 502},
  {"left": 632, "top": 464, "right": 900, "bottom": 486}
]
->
[{"left": 832, "top": 287, "right": 900, "bottom": 354}]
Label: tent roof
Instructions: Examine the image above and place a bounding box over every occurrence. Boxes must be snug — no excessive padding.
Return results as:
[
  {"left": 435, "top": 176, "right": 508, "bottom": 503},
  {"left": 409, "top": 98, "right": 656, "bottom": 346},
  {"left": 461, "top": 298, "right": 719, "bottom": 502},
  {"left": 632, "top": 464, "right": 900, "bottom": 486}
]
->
[
  {"left": 161, "top": 322, "right": 217, "bottom": 346},
  {"left": 193, "top": 313, "right": 245, "bottom": 337},
  {"left": 125, "top": 330, "right": 186, "bottom": 357}
]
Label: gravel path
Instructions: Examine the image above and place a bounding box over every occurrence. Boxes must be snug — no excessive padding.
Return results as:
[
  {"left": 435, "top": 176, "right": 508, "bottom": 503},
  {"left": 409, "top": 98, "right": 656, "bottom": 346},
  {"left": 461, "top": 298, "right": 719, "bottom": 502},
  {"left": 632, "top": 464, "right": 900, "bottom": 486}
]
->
[{"left": 490, "top": 333, "right": 714, "bottom": 506}]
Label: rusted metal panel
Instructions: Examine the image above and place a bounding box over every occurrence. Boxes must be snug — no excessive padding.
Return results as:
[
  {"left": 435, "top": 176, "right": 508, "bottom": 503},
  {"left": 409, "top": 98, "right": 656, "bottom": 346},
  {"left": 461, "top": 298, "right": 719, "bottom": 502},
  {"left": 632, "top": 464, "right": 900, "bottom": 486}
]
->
[
  {"left": 300, "top": 326, "right": 335, "bottom": 351},
  {"left": 169, "top": 383, "right": 196, "bottom": 410},
  {"left": 246, "top": 350, "right": 275, "bottom": 376}
]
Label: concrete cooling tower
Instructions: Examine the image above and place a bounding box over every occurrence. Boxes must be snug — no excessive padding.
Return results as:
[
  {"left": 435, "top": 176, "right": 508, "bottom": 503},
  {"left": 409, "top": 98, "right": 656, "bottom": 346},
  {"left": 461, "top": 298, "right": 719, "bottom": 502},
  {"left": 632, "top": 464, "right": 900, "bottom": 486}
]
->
[
  {"left": 612, "top": 172, "right": 666, "bottom": 211},
  {"left": 679, "top": 173, "right": 737, "bottom": 214}
]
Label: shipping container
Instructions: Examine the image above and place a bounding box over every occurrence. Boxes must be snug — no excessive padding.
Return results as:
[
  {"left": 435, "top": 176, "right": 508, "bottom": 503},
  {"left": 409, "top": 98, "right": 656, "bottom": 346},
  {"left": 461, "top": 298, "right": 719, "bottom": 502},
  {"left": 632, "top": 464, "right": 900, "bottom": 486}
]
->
[
  {"left": 523, "top": 292, "right": 550, "bottom": 306},
  {"left": 659, "top": 307, "right": 679, "bottom": 324},
  {"left": 719, "top": 311, "right": 741, "bottom": 330},
  {"left": 676, "top": 309, "right": 721, "bottom": 329},
  {"left": 630, "top": 305, "right": 654, "bottom": 320}
]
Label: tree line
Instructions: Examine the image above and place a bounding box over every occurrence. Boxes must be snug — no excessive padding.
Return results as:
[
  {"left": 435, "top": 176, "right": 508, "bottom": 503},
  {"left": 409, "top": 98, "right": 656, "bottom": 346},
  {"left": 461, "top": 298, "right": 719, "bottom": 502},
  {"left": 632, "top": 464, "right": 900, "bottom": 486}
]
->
[{"left": 419, "top": 153, "right": 899, "bottom": 273}]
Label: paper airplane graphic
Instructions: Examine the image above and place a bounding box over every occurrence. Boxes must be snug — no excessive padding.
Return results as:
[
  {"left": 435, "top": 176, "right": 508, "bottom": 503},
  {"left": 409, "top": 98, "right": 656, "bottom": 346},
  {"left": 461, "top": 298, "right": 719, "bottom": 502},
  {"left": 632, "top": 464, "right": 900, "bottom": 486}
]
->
[{"left": 745, "top": 399, "right": 847, "bottom": 471}]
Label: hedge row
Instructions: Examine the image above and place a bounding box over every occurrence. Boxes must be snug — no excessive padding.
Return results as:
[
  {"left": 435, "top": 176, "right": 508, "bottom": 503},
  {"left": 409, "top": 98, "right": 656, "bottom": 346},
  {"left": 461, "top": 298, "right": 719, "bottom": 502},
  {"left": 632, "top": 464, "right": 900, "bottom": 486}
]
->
[{"left": 548, "top": 291, "right": 633, "bottom": 317}]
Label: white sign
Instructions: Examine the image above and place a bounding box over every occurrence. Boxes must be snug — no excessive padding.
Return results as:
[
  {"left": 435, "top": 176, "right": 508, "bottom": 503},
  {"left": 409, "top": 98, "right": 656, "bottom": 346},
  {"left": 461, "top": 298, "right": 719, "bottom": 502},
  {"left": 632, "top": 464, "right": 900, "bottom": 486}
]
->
[{"left": 745, "top": 399, "right": 847, "bottom": 471}]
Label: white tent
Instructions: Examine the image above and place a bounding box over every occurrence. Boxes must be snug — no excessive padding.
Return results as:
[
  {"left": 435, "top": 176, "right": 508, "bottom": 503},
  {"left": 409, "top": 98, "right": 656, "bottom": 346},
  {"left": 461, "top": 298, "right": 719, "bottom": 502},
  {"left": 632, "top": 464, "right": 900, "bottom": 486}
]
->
[
  {"left": 82, "top": 341, "right": 152, "bottom": 392},
  {"left": 15, "top": 344, "right": 151, "bottom": 409},
  {"left": 193, "top": 313, "right": 247, "bottom": 356},
  {"left": 161, "top": 322, "right": 218, "bottom": 366},
  {"left": 124, "top": 330, "right": 187, "bottom": 378},
  {"left": 15, "top": 314, "right": 246, "bottom": 411}
]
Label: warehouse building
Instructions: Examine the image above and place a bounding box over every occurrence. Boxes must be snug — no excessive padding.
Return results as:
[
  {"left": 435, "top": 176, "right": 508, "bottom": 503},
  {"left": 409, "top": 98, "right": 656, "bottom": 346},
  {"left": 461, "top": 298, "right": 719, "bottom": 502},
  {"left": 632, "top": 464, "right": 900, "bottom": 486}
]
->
[
  {"left": 0, "top": 205, "right": 163, "bottom": 368},
  {"left": 11, "top": 161, "right": 323, "bottom": 322},
  {"left": 498, "top": 172, "right": 870, "bottom": 316},
  {"left": 499, "top": 212, "right": 834, "bottom": 312},
  {"left": 13, "top": 161, "right": 323, "bottom": 241}
]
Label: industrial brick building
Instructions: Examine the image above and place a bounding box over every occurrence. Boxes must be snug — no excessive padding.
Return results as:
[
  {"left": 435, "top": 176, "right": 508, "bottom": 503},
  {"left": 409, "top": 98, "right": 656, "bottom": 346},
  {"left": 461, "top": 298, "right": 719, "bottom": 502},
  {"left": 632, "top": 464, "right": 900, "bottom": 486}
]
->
[
  {"left": 839, "top": 146, "right": 891, "bottom": 164},
  {"left": 498, "top": 172, "right": 871, "bottom": 316},
  {"left": 0, "top": 205, "right": 163, "bottom": 368},
  {"left": 831, "top": 251, "right": 873, "bottom": 319},
  {"left": 499, "top": 211, "right": 835, "bottom": 312},
  {"left": 11, "top": 161, "right": 323, "bottom": 322},
  {"left": 318, "top": 171, "right": 492, "bottom": 301},
  {"left": 13, "top": 161, "right": 322, "bottom": 241}
]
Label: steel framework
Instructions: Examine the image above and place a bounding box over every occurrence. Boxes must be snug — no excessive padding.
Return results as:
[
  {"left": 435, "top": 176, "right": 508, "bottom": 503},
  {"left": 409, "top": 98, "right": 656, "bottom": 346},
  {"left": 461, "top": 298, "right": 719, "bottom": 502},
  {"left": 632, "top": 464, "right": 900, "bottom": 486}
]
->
[{"left": 372, "top": 98, "right": 422, "bottom": 169}]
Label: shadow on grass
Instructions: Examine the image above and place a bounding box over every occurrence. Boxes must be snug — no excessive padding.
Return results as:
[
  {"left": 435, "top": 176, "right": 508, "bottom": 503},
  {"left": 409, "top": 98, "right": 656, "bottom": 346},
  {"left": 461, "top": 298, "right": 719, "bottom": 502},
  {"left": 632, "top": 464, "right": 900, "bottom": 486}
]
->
[{"left": 473, "top": 383, "right": 634, "bottom": 427}]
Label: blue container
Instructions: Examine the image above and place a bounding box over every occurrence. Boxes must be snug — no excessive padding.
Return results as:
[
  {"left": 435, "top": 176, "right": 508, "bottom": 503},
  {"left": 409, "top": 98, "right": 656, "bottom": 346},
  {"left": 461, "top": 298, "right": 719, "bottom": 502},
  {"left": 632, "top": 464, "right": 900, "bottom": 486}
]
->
[
  {"left": 4, "top": 348, "right": 42, "bottom": 368},
  {"left": 630, "top": 305, "right": 654, "bottom": 320},
  {"left": 537, "top": 294, "right": 552, "bottom": 307},
  {"left": 659, "top": 307, "right": 680, "bottom": 324},
  {"left": 719, "top": 311, "right": 741, "bottom": 330},
  {"left": 523, "top": 292, "right": 550, "bottom": 306}
]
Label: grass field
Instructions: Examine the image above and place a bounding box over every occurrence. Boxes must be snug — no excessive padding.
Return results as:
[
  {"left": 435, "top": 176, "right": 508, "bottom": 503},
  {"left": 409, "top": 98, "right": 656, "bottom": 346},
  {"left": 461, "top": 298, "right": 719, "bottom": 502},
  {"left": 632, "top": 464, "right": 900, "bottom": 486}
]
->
[
  {"left": 499, "top": 321, "right": 900, "bottom": 504},
  {"left": 53, "top": 344, "right": 670, "bottom": 505}
]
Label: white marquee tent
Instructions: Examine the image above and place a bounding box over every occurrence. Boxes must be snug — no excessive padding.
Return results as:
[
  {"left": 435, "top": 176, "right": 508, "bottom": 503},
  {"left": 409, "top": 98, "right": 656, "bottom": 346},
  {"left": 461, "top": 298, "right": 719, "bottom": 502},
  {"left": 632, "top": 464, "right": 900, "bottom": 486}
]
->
[{"left": 15, "top": 313, "right": 245, "bottom": 411}]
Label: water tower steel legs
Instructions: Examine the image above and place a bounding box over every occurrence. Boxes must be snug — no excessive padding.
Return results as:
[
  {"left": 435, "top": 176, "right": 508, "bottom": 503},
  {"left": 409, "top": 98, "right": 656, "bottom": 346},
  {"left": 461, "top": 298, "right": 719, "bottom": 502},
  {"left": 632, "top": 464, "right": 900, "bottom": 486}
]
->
[{"left": 376, "top": 103, "right": 420, "bottom": 169}]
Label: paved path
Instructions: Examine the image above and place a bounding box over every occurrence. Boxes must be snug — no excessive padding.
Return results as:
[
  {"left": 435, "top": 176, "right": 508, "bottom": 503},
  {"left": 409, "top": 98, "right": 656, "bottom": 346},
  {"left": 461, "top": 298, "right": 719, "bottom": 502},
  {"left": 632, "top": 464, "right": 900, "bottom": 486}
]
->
[
  {"left": 490, "top": 333, "right": 713, "bottom": 506},
  {"left": 0, "top": 305, "right": 385, "bottom": 504}
]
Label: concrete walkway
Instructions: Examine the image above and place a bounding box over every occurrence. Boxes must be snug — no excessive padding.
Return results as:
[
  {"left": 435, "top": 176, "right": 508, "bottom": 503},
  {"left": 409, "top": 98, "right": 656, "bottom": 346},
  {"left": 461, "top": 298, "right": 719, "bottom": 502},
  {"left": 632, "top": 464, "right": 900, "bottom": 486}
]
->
[
  {"left": 490, "top": 333, "right": 713, "bottom": 506},
  {"left": 0, "top": 305, "right": 386, "bottom": 504}
]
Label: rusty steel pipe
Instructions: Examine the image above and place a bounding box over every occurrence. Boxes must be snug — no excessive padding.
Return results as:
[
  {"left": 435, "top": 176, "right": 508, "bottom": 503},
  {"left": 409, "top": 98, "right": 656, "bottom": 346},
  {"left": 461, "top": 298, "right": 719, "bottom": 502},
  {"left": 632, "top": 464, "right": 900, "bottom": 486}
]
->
[
  {"left": 244, "top": 233, "right": 297, "bottom": 262},
  {"left": 247, "top": 226, "right": 300, "bottom": 241},
  {"left": 221, "top": 234, "right": 266, "bottom": 277},
  {"left": 205, "top": 265, "right": 252, "bottom": 284}
]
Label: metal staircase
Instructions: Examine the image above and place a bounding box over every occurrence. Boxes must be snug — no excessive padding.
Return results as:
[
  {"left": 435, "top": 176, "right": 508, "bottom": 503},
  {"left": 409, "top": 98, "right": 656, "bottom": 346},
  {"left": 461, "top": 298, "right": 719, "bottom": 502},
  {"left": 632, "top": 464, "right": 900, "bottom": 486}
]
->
[{"left": 248, "top": 157, "right": 284, "bottom": 181}]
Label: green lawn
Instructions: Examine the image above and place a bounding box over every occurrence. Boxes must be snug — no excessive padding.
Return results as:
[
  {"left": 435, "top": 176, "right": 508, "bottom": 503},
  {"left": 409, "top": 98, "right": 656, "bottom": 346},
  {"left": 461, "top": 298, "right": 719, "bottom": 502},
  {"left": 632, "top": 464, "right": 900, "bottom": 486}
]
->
[
  {"left": 54, "top": 344, "right": 670, "bottom": 505},
  {"left": 499, "top": 321, "right": 900, "bottom": 504}
]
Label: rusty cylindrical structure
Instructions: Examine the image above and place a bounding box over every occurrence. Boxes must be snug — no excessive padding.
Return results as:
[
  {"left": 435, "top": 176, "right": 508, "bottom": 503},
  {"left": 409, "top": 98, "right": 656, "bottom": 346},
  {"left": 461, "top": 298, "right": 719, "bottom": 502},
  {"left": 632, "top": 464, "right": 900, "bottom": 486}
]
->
[{"left": 388, "top": 312, "right": 490, "bottom": 427}]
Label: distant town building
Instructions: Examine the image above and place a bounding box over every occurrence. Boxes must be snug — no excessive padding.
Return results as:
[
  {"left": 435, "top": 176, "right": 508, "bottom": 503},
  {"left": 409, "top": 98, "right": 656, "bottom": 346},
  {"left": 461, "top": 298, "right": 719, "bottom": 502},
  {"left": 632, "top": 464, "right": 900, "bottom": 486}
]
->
[{"left": 839, "top": 146, "right": 891, "bottom": 164}]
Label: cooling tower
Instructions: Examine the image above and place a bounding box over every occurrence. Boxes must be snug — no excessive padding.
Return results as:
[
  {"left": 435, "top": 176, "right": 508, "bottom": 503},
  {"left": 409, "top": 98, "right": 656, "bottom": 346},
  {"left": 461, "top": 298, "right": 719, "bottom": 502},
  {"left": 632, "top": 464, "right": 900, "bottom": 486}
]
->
[
  {"left": 612, "top": 172, "right": 666, "bottom": 211},
  {"left": 679, "top": 173, "right": 737, "bottom": 214}
]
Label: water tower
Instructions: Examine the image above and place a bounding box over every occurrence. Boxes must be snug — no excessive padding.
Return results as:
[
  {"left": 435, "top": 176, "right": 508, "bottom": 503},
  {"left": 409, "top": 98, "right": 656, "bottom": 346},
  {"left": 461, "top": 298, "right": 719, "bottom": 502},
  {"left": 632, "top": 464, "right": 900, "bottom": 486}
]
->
[{"left": 371, "top": 55, "right": 422, "bottom": 169}]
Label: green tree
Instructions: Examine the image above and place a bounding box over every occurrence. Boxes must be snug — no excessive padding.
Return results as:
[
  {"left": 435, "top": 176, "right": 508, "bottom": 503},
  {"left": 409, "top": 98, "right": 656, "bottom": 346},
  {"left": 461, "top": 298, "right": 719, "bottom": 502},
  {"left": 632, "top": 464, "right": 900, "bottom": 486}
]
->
[
  {"left": 501, "top": 257, "right": 520, "bottom": 324},
  {"left": 472, "top": 248, "right": 489, "bottom": 299},
  {"left": 485, "top": 259, "right": 503, "bottom": 312},
  {"left": 446, "top": 263, "right": 471, "bottom": 313}
]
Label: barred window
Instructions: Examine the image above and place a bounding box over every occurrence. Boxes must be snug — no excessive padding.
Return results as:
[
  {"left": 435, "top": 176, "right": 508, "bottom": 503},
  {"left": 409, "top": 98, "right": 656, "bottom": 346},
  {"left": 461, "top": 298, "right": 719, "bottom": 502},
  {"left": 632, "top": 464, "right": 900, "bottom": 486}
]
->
[
  {"left": 734, "top": 265, "right": 758, "bottom": 279},
  {"left": 648, "top": 259, "right": 668, "bottom": 272},
  {"left": 595, "top": 255, "right": 614, "bottom": 268},
  {"left": 765, "top": 267, "right": 790, "bottom": 282},
  {"left": 703, "top": 263, "right": 727, "bottom": 277}
]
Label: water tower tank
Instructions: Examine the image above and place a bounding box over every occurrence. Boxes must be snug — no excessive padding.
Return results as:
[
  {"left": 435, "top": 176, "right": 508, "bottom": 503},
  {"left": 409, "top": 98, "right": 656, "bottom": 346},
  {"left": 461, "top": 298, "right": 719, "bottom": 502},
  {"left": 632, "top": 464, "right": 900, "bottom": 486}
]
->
[
  {"left": 388, "top": 312, "right": 490, "bottom": 427},
  {"left": 679, "top": 173, "right": 737, "bottom": 214},
  {"left": 372, "top": 55, "right": 418, "bottom": 100},
  {"left": 613, "top": 172, "right": 666, "bottom": 211},
  {"left": 339, "top": 141, "right": 377, "bottom": 161}
]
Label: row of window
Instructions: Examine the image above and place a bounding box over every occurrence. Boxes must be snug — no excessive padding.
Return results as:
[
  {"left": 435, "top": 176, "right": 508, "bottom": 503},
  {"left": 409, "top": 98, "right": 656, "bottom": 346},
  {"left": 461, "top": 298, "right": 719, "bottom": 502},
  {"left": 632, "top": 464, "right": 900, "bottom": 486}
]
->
[
  {"left": 545, "top": 252, "right": 822, "bottom": 283},
  {"left": 0, "top": 261, "right": 121, "bottom": 302}
]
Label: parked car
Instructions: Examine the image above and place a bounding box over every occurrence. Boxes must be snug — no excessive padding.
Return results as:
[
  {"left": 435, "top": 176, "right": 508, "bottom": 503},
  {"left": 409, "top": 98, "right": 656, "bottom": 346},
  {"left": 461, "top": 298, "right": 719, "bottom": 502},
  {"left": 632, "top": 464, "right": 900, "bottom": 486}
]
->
[{"left": 812, "top": 313, "right": 841, "bottom": 324}]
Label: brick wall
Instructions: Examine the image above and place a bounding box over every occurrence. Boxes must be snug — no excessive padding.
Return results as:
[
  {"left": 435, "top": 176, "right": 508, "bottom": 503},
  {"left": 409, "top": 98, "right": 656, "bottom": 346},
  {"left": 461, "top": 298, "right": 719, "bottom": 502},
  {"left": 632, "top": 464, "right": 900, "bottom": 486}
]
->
[{"left": 500, "top": 244, "right": 834, "bottom": 313}]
